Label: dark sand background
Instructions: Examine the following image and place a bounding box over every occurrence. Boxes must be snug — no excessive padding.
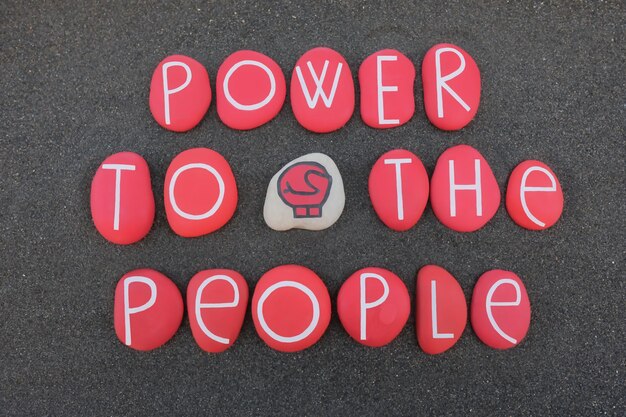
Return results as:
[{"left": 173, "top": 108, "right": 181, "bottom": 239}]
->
[{"left": 1, "top": 1, "right": 624, "bottom": 415}]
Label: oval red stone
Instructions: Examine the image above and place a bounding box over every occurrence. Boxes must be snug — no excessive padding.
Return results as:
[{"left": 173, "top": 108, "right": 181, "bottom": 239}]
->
[
  {"left": 187, "top": 269, "right": 248, "bottom": 353},
  {"left": 471, "top": 269, "right": 531, "bottom": 350},
  {"left": 337, "top": 267, "right": 410, "bottom": 347},
  {"left": 114, "top": 268, "right": 183, "bottom": 351},
  {"left": 251, "top": 265, "right": 331, "bottom": 352},
  {"left": 216, "top": 50, "right": 286, "bottom": 130},
  {"left": 359, "top": 49, "right": 415, "bottom": 129},
  {"left": 290, "top": 47, "right": 355, "bottom": 133},
  {"left": 422, "top": 43, "right": 481, "bottom": 131},
  {"left": 416, "top": 265, "right": 467, "bottom": 355},
  {"left": 164, "top": 148, "right": 238, "bottom": 238},
  {"left": 149, "top": 55, "right": 212, "bottom": 132},
  {"left": 430, "top": 145, "right": 501, "bottom": 232},
  {"left": 90, "top": 152, "right": 155, "bottom": 245},
  {"left": 506, "top": 160, "right": 563, "bottom": 230},
  {"left": 368, "top": 149, "right": 429, "bottom": 231}
]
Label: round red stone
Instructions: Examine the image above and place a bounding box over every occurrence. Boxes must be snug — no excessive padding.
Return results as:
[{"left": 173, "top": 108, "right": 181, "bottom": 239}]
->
[
  {"left": 187, "top": 269, "right": 248, "bottom": 353},
  {"left": 430, "top": 145, "right": 501, "bottom": 232},
  {"left": 216, "top": 50, "right": 286, "bottom": 130},
  {"left": 506, "top": 160, "right": 563, "bottom": 230},
  {"left": 471, "top": 269, "right": 531, "bottom": 350},
  {"left": 252, "top": 265, "right": 331, "bottom": 352},
  {"left": 422, "top": 43, "right": 481, "bottom": 131},
  {"left": 164, "top": 148, "right": 238, "bottom": 238},
  {"left": 416, "top": 265, "right": 467, "bottom": 355},
  {"left": 290, "top": 47, "right": 354, "bottom": 133},
  {"left": 149, "top": 54, "right": 212, "bottom": 132},
  {"left": 359, "top": 49, "right": 415, "bottom": 129},
  {"left": 114, "top": 269, "right": 183, "bottom": 351},
  {"left": 368, "top": 149, "right": 429, "bottom": 231},
  {"left": 90, "top": 152, "right": 155, "bottom": 245},
  {"left": 337, "top": 267, "right": 410, "bottom": 347}
]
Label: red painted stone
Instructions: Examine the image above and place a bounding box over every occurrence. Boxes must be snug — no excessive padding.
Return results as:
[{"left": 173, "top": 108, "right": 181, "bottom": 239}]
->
[
  {"left": 422, "top": 43, "right": 481, "bottom": 131},
  {"left": 187, "top": 269, "right": 248, "bottom": 353},
  {"left": 471, "top": 269, "right": 531, "bottom": 350},
  {"left": 114, "top": 269, "right": 183, "bottom": 351},
  {"left": 337, "top": 267, "right": 410, "bottom": 347},
  {"left": 359, "top": 49, "right": 415, "bottom": 129},
  {"left": 252, "top": 265, "right": 331, "bottom": 352},
  {"left": 90, "top": 152, "right": 155, "bottom": 245},
  {"left": 164, "top": 148, "right": 238, "bottom": 237},
  {"left": 290, "top": 47, "right": 355, "bottom": 133},
  {"left": 430, "top": 145, "right": 500, "bottom": 232},
  {"left": 416, "top": 265, "right": 467, "bottom": 355},
  {"left": 368, "top": 149, "right": 429, "bottom": 231},
  {"left": 506, "top": 160, "right": 563, "bottom": 230},
  {"left": 216, "top": 50, "right": 286, "bottom": 130},
  {"left": 149, "top": 55, "right": 212, "bottom": 132}
]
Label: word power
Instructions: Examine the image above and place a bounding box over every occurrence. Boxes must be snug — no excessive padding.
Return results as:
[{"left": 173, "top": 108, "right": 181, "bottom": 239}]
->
[{"left": 148, "top": 44, "right": 480, "bottom": 133}]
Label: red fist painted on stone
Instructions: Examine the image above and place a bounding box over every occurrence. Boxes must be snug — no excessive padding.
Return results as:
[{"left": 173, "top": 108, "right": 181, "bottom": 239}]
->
[{"left": 277, "top": 162, "right": 332, "bottom": 218}]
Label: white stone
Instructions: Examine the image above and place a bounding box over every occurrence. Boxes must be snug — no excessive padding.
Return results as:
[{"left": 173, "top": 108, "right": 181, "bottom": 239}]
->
[{"left": 264, "top": 153, "right": 345, "bottom": 231}]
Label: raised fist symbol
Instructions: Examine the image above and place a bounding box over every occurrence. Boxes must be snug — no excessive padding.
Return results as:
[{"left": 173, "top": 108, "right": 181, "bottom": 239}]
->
[{"left": 277, "top": 161, "right": 333, "bottom": 218}]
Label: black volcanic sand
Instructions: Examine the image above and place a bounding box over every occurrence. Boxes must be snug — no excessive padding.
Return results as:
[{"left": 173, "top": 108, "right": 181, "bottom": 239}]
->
[{"left": 1, "top": 1, "right": 624, "bottom": 416}]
